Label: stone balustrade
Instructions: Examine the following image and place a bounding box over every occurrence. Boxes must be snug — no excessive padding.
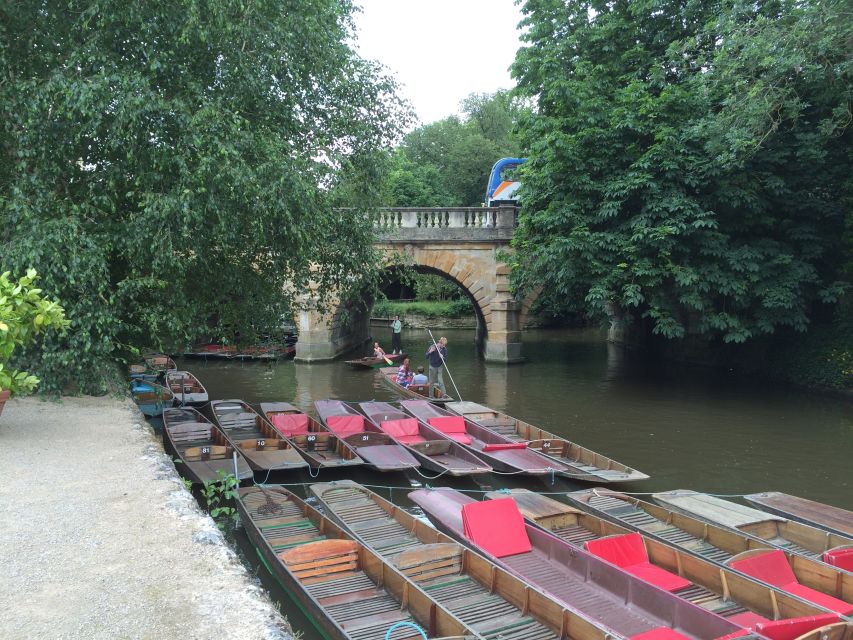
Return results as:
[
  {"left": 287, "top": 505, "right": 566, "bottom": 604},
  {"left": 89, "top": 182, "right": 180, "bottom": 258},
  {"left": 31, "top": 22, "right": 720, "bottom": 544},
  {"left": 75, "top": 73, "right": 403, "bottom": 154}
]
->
[{"left": 373, "top": 206, "right": 517, "bottom": 242}]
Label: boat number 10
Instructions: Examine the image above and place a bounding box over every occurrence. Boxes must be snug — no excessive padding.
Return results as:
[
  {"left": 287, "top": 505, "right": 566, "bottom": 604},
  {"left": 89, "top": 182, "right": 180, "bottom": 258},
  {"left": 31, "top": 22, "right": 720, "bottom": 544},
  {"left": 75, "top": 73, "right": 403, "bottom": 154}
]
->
[{"left": 257, "top": 439, "right": 266, "bottom": 448}]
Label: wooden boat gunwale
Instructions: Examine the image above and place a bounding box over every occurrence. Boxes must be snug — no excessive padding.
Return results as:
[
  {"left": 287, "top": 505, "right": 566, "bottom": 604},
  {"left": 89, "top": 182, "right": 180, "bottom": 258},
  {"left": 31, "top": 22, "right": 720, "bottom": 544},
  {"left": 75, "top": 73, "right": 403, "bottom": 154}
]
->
[
  {"left": 131, "top": 379, "right": 174, "bottom": 417},
  {"left": 259, "top": 401, "right": 364, "bottom": 469},
  {"left": 345, "top": 353, "right": 406, "bottom": 369},
  {"left": 743, "top": 492, "right": 853, "bottom": 539},
  {"left": 165, "top": 370, "right": 209, "bottom": 405},
  {"left": 378, "top": 367, "right": 454, "bottom": 403}
]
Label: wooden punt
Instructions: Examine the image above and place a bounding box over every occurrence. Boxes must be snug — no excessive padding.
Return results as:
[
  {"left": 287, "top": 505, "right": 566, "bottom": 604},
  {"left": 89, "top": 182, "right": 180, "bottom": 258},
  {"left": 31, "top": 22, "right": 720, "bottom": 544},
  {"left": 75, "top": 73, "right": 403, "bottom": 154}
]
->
[
  {"left": 207, "top": 400, "right": 307, "bottom": 472},
  {"left": 401, "top": 400, "right": 560, "bottom": 476},
  {"left": 162, "top": 407, "right": 253, "bottom": 483},
  {"left": 314, "top": 400, "right": 419, "bottom": 472},
  {"left": 346, "top": 353, "right": 406, "bottom": 369},
  {"left": 357, "top": 402, "right": 491, "bottom": 476},
  {"left": 165, "top": 370, "right": 209, "bottom": 405},
  {"left": 445, "top": 401, "right": 648, "bottom": 483},
  {"left": 409, "top": 487, "right": 744, "bottom": 640},
  {"left": 795, "top": 623, "right": 853, "bottom": 640},
  {"left": 144, "top": 353, "right": 177, "bottom": 372},
  {"left": 744, "top": 493, "right": 853, "bottom": 539},
  {"left": 129, "top": 363, "right": 159, "bottom": 382},
  {"left": 131, "top": 379, "right": 174, "bottom": 417},
  {"left": 487, "top": 489, "right": 836, "bottom": 632},
  {"left": 568, "top": 489, "right": 853, "bottom": 613},
  {"left": 259, "top": 402, "right": 364, "bottom": 469},
  {"left": 236, "top": 486, "right": 474, "bottom": 640},
  {"left": 379, "top": 367, "right": 454, "bottom": 403},
  {"left": 308, "top": 480, "right": 625, "bottom": 640}
]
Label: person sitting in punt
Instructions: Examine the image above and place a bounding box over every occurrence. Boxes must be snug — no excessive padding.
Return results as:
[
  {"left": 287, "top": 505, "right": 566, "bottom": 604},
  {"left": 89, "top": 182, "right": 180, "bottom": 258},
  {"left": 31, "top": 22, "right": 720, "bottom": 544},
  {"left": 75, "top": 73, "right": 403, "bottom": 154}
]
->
[
  {"left": 411, "top": 366, "right": 428, "bottom": 385},
  {"left": 373, "top": 342, "right": 386, "bottom": 359},
  {"left": 396, "top": 358, "right": 414, "bottom": 387}
]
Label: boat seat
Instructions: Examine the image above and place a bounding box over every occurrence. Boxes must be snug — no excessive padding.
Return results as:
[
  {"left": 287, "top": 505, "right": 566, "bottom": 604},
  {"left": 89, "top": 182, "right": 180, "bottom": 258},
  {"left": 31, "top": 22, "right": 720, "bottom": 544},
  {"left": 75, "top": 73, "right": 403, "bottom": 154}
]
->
[
  {"left": 631, "top": 627, "right": 692, "bottom": 640},
  {"left": 482, "top": 443, "right": 527, "bottom": 452},
  {"left": 280, "top": 539, "right": 360, "bottom": 582},
  {"left": 326, "top": 415, "right": 365, "bottom": 438},
  {"left": 169, "top": 423, "right": 212, "bottom": 443},
  {"left": 396, "top": 434, "right": 427, "bottom": 445},
  {"left": 752, "top": 614, "right": 841, "bottom": 640},
  {"left": 822, "top": 547, "right": 853, "bottom": 572},
  {"left": 269, "top": 413, "right": 310, "bottom": 437},
  {"left": 380, "top": 419, "right": 424, "bottom": 444},
  {"left": 427, "top": 416, "right": 472, "bottom": 445},
  {"left": 461, "top": 497, "right": 531, "bottom": 558},
  {"left": 728, "top": 550, "right": 853, "bottom": 615},
  {"left": 584, "top": 533, "right": 691, "bottom": 592}
]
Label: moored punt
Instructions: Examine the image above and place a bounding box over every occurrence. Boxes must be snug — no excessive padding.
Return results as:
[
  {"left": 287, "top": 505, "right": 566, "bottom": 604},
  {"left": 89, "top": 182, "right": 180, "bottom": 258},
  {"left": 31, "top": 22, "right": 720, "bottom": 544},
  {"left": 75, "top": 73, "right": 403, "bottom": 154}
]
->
[
  {"left": 568, "top": 489, "right": 853, "bottom": 615},
  {"left": 445, "top": 401, "right": 648, "bottom": 483},
  {"left": 744, "top": 492, "right": 853, "bottom": 540},
  {"left": 409, "top": 487, "right": 744, "bottom": 640},
  {"left": 165, "top": 370, "right": 209, "bottom": 405},
  {"left": 144, "top": 353, "right": 177, "bottom": 373},
  {"left": 358, "top": 402, "right": 491, "bottom": 476},
  {"left": 486, "top": 489, "right": 839, "bottom": 634},
  {"left": 308, "top": 480, "right": 621, "bottom": 640},
  {"left": 207, "top": 400, "right": 307, "bottom": 472},
  {"left": 183, "top": 344, "right": 237, "bottom": 359},
  {"left": 259, "top": 402, "right": 364, "bottom": 469},
  {"left": 795, "top": 623, "right": 853, "bottom": 640},
  {"left": 379, "top": 367, "right": 454, "bottom": 403},
  {"left": 235, "top": 486, "right": 474, "bottom": 640},
  {"left": 314, "top": 400, "right": 419, "bottom": 472},
  {"left": 345, "top": 353, "right": 406, "bottom": 369},
  {"left": 131, "top": 379, "right": 174, "bottom": 417},
  {"left": 162, "top": 407, "right": 252, "bottom": 483},
  {"left": 401, "top": 400, "right": 560, "bottom": 476},
  {"left": 129, "top": 363, "right": 159, "bottom": 382}
]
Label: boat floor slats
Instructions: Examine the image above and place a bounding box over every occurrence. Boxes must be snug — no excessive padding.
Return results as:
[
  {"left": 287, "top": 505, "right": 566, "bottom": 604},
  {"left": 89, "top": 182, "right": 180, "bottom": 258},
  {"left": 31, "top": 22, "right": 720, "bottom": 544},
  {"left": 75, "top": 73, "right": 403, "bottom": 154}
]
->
[
  {"left": 768, "top": 537, "right": 819, "bottom": 559},
  {"left": 305, "top": 573, "right": 375, "bottom": 599},
  {"left": 550, "top": 524, "right": 599, "bottom": 546},
  {"left": 347, "top": 616, "right": 421, "bottom": 640}
]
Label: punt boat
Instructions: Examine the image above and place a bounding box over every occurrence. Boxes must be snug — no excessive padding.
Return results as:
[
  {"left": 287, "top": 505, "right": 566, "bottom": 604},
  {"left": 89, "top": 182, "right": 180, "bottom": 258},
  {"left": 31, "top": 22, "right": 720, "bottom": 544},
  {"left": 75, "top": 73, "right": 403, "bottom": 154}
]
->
[
  {"left": 144, "top": 353, "right": 177, "bottom": 373},
  {"left": 162, "top": 407, "right": 252, "bottom": 483},
  {"left": 568, "top": 489, "right": 853, "bottom": 616},
  {"left": 345, "top": 353, "right": 406, "bottom": 369},
  {"left": 207, "top": 400, "right": 307, "bottom": 472},
  {"left": 131, "top": 379, "right": 174, "bottom": 417},
  {"left": 401, "top": 400, "right": 561, "bottom": 476},
  {"left": 129, "top": 363, "right": 159, "bottom": 382},
  {"left": 235, "top": 486, "right": 474, "bottom": 640},
  {"left": 744, "top": 492, "right": 853, "bottom": 540},
  {"left": 487, "top": 489, "right": 839, "bottom": 636},
  {"left": 165, "top": 370, "right": 208, "bottom": 405},
  {"left": 314, "top": 400, "right": 419, "bottom": 472},
  {"left": 358, "top": 402, "right": 491, "bottom": 476},
  {"left": 308, "top": 480, "right": 626, "bottom": 640},
  {"left": 409, "top": 487, "right": 745, "bottom": 640},
  {"left": 379, "top": 367, "right": 454, "bottom": 403},
  {"left": 795, "top": 623, "right": 853, "bottom": 640},
  {"left": 445, "top": 401, "right": 648, "bottom": 483},
  {"left": 259, "top": 402, "right": 364, "bottom": 469}
]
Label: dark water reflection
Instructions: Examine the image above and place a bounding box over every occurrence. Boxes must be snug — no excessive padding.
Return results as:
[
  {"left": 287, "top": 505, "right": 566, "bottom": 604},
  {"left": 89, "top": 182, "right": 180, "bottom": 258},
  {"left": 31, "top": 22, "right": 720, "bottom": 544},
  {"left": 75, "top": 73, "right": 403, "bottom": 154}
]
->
[{"left": 176, "top": 327, "right": 852, "bottom": 638}]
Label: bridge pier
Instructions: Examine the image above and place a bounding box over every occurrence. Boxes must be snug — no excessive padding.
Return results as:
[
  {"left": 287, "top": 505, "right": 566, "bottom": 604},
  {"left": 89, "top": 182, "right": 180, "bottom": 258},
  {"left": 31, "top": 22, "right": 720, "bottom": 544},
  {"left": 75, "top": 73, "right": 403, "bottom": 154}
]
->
[{"left": 294, "top": 298, "right": 371, "bottom": 362}]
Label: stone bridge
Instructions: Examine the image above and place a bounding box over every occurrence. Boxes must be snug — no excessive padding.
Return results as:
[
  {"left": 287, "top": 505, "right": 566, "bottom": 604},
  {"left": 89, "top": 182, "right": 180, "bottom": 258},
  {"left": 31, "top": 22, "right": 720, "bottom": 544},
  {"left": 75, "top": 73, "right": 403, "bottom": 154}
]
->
[{"left": 295, "top": 206, "right": 537, "bottom": 363}]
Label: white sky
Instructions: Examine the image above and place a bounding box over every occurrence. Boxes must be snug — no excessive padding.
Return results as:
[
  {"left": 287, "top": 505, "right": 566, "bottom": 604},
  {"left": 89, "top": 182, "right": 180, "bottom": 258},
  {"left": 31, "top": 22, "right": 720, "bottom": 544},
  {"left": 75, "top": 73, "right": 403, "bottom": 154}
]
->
[{"left": 352, "top": 0, "right": 525, "bottom": 126}]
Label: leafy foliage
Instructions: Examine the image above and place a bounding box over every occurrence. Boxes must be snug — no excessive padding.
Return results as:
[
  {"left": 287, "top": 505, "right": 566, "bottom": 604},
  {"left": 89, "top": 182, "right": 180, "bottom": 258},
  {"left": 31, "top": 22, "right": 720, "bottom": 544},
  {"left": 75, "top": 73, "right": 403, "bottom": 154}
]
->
[
  {"left": 0, "top": 270, "right": 69, "bottom": 396},
  {"left": 0, "top": 1, "right": 408, "bottom": 393},
  {"left": 200, "top": 472, "right": 240, "bottom": 530},
  {"left": 511, "top": 0, "right": 852, "bottom": 343}
]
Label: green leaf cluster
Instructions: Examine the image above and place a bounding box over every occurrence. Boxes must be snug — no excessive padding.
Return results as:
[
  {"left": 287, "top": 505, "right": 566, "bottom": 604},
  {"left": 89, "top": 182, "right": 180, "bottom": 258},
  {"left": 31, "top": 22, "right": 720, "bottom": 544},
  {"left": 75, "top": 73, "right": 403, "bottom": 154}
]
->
[
  {"left": 511, "top": 0, "right": 852, "bottom": 342},
  {"left": 1, "top": 1, "right": 409, "bottom": 393}
]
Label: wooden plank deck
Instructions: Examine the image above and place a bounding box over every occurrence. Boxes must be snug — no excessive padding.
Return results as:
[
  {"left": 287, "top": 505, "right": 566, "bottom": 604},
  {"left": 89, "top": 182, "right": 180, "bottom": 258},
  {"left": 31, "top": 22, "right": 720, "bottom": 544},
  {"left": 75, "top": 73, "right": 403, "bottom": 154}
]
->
[
  {"left": 745, "top": 492, "right": 853, "bottom": 538},
  {"left": 653, "top": 491, "right": 785, "bottom": 529}
]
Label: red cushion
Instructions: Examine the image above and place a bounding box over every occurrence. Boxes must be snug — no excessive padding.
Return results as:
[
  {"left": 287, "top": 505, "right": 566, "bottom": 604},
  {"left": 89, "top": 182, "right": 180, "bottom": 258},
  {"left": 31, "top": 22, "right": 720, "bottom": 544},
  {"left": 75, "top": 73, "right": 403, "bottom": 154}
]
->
[
  {"left": 428, "top": 415, "right": 467, "bottom": 434},
  {"left": 462, "top": 498, "right": 531, "bottom": 558},
  {"left": 585, "top": 533, "right": 649, "bottom": 568},
  {"left": 381, "top": 418, "right": 420, "bottom": 439},
  {"left": 396, "top": 434, "right": 427, "bottom": 445},
  {"left": 623, "top": 562, "right": 692, "bottom": 592},
  {"left": 754, "top": 614, "right": 841, "bottom": 640},
  {"left": 729, "top": 550, "right": 797, "bottom": 587},
  {"left": 727, "top": 612, "right": 771, "bottom": 628},
  {"left": 446, "top": 433, "right": 472, "bottom": 445},
  {"left": 325, "top": 415, "right": 364, "bottom": 437},
  {"left": 782, "top": 583, "right": 853, "bottom": 616},
  {"left": 631, "top": 628, "right": 693, "bottom": 640},
  {"left": 269, "top": 413, "right": 310, "bottom": 436},
  {"left": 822, "top": 548, "right": 853, "bottom": 572},
  {"left": 482, "top": 443, "right": 527, "bottom": 452}
]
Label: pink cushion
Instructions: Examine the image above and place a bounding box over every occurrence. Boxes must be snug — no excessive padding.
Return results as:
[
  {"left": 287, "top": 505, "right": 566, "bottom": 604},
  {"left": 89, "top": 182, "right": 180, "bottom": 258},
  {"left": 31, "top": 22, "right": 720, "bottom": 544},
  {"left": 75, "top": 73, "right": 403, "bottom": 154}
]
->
[
  {"left": 428, "top": 415, "right": 466, "bottom": 434},
  {"left": 782, "top": 583, "right": 853, "bottom": 616},
  {"left": 623, "top": 562, "right": 692, "bottom": 592},
  {"left": 462, "top": 498, "right": 531, "bottom": 558},
  {"left": 325, "top": 415, "right": 364, "bottom": 437},
  {"left": 396, "top": 434, "right": 427, "bottom": 445},
  {"left": 754, "top": 614, "right": 841, "bottom": 640},
  {"left": 729, "top": 550, "right": 797, "bottom": 587},
  {"left": 446, "top": 433, "right": 472, "bottom": 445},
  {"left": 822, "top": 548, "right": 853, "bottom": 572},
  {"left": 482, "top": 443, "right": 527, "bottom": 452},
  {"left": 269, "top": 413, "right": 310, "bottom": 436},
  {"left": 727, "top": 612, "right": 771, "bottom": 628},
  {"left": 585, "top": 533, "right": 649, "bottom": 568},
  {"left": 380, "top": 418, "right": 420, "bottom": 439},
  {"left": 631, "top": 628, "right": 692, "bottom": 640}
]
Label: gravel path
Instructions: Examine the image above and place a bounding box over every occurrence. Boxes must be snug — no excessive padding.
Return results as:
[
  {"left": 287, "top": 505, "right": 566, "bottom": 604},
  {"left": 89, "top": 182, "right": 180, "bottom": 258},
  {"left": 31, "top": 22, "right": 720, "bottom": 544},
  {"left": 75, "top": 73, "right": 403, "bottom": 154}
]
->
[{"left": 0, "top": 396, "right": 293, "bottom": 640}]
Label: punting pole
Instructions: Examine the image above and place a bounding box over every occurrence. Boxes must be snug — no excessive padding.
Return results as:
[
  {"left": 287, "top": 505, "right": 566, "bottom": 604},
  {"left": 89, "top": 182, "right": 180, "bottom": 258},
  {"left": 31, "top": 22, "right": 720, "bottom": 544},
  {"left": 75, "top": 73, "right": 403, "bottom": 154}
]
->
[
  {"left": 233, "top": 451, "right": 239, "bottom": 480},
  {"left": 427, "top": 329, "right": 462, "bottom": 401}
]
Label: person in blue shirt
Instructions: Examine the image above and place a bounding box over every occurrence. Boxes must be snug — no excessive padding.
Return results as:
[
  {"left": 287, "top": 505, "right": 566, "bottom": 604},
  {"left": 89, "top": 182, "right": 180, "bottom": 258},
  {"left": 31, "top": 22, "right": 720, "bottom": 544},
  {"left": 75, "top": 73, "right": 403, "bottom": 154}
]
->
[
  {"left": 425, "top": 337, "right": 448, "bottom": 394},
  {"left": 411, "top": 366, "right": 428, "bottom": 385}
]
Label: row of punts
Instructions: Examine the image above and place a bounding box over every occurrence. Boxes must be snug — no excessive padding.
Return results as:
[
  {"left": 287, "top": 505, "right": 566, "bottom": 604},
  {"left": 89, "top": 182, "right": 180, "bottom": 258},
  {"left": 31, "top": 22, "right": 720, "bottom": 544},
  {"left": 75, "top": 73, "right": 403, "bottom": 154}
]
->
[
  {"left": 236, "top": 480, "right": 853, "bottom": 640},
  {"left": 182, "top": 340, "right": 297, "bottom": 361}
]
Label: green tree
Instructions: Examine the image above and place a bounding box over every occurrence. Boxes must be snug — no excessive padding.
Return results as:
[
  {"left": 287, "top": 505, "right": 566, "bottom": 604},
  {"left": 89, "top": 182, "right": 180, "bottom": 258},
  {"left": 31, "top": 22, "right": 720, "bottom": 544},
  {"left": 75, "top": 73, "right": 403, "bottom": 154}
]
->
[
  {"left": 511, "top": 0, "right": 851, "bottom": 342},
  {"left": 0, "top": 1, "right": 408, "bottom": 393}
]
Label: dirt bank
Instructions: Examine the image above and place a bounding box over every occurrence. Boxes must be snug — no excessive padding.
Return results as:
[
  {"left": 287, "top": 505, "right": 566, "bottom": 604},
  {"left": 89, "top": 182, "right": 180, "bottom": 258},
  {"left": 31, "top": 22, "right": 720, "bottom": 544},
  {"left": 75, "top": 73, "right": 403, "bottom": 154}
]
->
[{"left": 0, "top": 396, "right": 292, "bottom": 640}]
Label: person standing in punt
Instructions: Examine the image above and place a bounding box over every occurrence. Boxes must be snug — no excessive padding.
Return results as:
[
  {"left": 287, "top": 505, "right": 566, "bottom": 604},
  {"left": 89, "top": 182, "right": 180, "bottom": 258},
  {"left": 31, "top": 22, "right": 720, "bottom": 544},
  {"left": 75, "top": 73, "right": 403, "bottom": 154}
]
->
[
  {"left": 390, "top": 315, "right": 403, "bottom": 354},
  {"left": 426, "top": 336, "right": 448, "bottom": 394}
]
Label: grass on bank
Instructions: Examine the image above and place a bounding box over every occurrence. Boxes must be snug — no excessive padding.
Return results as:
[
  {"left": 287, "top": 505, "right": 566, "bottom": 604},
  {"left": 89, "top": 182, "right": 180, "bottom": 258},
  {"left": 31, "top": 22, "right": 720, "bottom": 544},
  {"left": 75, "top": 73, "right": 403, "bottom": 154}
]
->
[{"left": 373, "top": 298, "right": 474, "bottom": 319}]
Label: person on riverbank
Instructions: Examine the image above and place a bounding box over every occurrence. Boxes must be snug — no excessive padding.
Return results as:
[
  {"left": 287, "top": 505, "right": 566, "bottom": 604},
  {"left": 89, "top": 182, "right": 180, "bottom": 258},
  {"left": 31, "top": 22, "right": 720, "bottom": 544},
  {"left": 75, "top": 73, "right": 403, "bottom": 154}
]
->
[
  {"left": 426, "top": 337, "right": 448, "bottom": 393},
  {"left": 390, "top": 315, "right": 403, "bottom": 354},
  {"left": 412, "top": 366, "right": 428, "bottom": 385},
  {"left": 395, "top": 358, "right": 413, "bottom": 387}
]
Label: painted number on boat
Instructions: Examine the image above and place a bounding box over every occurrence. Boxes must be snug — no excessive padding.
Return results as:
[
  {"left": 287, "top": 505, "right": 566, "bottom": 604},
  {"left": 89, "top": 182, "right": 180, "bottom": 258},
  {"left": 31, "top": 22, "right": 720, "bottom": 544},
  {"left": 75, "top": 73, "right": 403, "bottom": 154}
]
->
[
  {"left": 542, "top": 441, "right": 551, "bottom": 448},
  {"left": 362, "top": 435, "right": 369, "bottom": 441},
  {"left": 201, "top": 447, "right": 211, "bottom": 455},
  {"left": 257, "top": 439, "right": 266, "bottom": 448},
  {"left": 306, "top": 435, "right": 316, "bottom": 442}
]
